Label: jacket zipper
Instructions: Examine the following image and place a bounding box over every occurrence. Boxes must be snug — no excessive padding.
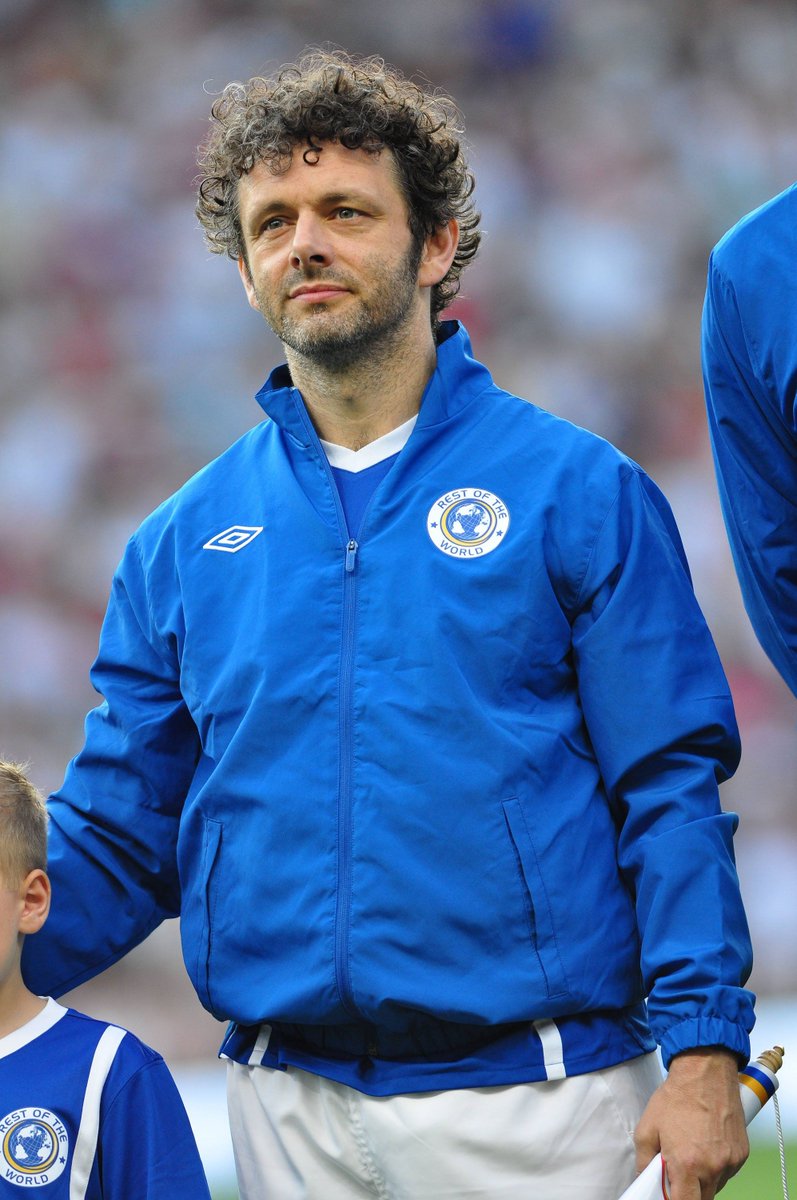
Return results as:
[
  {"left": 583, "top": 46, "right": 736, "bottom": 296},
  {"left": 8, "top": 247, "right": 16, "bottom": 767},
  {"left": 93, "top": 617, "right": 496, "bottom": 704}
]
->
[
  {"left": 335, "top": 536, "right": 360, "bottom": 1017},
  {"left": 292, "top": 394, "right": 366, "bottom": 1019}
]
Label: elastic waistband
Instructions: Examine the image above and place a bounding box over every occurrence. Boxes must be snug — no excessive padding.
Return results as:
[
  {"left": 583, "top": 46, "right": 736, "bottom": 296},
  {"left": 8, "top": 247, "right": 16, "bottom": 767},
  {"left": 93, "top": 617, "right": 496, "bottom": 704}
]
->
[
  {"left": 271, "top": 1016, "right": 531, "bottom": 1062},
  {"left": 220, "top": 1004, "right": 655, "bottom": 1095}
]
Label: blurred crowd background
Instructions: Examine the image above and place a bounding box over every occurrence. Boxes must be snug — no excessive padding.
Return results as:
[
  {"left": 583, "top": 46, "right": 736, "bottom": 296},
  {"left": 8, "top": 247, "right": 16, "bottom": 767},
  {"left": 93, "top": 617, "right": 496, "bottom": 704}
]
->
[{"left": 2, "top": 0, "right": 797, "bottom": 1071}]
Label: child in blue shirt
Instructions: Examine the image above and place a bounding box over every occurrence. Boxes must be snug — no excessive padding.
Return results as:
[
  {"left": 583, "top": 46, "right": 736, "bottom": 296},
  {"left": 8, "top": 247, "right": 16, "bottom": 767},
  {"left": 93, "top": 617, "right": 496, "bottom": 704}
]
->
[{"left": 0, "top": 760, "right": 212, "bottom": 1199}]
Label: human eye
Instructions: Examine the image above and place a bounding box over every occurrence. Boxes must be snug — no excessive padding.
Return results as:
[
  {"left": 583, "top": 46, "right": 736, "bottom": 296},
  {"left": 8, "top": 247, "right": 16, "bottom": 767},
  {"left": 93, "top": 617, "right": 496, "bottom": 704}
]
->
[{"left": 335, "top": 206, "right": 361, "bottom": 220}]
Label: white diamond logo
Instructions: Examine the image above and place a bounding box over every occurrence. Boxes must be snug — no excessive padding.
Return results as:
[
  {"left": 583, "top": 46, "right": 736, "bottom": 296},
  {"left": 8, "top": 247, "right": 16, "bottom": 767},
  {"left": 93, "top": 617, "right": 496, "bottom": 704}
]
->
[{"left": 203, "top": 525, "right": 263, "bottom": 553}]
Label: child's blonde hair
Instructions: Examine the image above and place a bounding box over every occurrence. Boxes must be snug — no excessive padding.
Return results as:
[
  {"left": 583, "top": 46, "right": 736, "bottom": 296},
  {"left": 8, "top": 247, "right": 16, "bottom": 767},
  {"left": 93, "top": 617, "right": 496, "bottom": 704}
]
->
[{"left": 0, "top": 761, "right": 48, "bottom": 886}]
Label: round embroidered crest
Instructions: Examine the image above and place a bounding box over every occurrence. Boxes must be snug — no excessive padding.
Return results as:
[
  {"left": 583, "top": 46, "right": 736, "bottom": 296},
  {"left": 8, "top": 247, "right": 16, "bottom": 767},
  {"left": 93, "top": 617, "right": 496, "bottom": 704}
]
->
[
  {"left": 427, "top": 488, "right": 510, "bottom": 558},
  {"left": 1, "top": 1109, "right": 68, "bottom": 1187}
]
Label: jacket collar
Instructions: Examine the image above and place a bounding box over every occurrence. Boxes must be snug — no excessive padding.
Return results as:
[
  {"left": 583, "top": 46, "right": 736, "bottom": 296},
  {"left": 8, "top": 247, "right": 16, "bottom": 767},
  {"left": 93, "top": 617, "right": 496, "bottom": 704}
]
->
[{"left": 253, "top": 321, "right": 495, "bottom": 446}]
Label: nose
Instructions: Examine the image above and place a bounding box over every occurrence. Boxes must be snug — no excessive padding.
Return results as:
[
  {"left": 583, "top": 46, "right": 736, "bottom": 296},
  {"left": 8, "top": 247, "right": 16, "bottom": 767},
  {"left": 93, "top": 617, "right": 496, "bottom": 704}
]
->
[{"left": 290, "top": 211, "right": 333, "bottom": 270}]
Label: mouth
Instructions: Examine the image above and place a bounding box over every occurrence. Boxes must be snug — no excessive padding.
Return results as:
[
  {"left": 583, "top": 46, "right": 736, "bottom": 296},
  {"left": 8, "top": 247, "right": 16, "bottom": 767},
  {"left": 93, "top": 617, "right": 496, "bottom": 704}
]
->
[{"left": 289, "top": 284, "right": 350, "bottom": 303}]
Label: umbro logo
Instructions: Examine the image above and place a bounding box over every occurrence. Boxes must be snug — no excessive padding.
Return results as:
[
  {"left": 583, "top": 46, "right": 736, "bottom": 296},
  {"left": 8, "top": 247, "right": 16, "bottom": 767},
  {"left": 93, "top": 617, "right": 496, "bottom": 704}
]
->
[{"left": 203, "top": 526, "right": 263, "bottom": 553}]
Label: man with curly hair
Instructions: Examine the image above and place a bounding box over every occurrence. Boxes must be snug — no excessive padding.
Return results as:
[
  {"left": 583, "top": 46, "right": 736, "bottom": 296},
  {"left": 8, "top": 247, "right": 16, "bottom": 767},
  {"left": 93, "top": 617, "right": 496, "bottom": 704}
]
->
[{"left": 24, "top": 50, "right": 754, "bottom": 1199}]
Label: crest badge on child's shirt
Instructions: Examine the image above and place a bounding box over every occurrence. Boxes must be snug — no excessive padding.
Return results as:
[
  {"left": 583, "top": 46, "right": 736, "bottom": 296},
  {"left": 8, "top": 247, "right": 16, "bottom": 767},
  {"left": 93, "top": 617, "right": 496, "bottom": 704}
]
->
[{"left": 1, "top": 1107, "right": 69, "bottom": 1188}]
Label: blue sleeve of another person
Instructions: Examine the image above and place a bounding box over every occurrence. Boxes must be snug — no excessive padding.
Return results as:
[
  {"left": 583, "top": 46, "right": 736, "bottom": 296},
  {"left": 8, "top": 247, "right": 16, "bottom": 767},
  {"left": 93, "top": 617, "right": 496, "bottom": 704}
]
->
[{"left": 702, "top": 183, "right": 797, "bottom": 696}]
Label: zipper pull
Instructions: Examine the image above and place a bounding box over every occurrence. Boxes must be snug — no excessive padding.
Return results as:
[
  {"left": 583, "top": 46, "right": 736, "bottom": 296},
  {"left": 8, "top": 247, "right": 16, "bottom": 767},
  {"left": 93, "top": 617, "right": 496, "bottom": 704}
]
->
[{"left": 345, "top": 539, "right": 359, "bottom": 573}]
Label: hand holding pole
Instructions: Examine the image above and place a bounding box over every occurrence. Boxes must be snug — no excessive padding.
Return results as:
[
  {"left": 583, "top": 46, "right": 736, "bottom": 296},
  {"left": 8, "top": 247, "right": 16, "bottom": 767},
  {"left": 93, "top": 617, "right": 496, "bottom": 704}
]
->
[{"left": 618, "top": 1046, "right": 784, "bottom": 1200}]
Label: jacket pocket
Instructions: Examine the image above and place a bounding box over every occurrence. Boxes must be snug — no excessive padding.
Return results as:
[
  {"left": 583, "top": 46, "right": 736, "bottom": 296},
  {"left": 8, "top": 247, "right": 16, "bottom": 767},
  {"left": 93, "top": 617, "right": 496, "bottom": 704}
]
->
[
  {"left": 194, "top": 817, "right": 223, "bottom": 1015},
  {"left": 502, "top": 798, "right": 569, "bottom": 1001}
]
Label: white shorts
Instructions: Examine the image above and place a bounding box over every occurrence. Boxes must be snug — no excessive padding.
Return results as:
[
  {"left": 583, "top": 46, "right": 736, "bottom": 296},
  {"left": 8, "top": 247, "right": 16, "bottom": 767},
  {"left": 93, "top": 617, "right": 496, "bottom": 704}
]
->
[{"left": 226, "top": 1051, "right": 663, "bottom": 1199}]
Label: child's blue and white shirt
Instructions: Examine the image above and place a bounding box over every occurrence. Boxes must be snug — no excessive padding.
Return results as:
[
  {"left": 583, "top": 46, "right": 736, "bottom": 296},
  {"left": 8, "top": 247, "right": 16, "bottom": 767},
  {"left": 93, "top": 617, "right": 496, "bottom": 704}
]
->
[{"left": 0, "top": 999, "right": 210, "bottom": 1198}]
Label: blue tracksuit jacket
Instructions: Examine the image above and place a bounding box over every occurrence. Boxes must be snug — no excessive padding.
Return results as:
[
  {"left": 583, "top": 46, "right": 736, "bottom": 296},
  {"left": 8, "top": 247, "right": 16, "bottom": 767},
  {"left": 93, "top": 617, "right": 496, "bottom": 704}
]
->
[
  {"left": 702, "top": 183, "right": 797, "bottom": 697},
  {"left": 23, "top": 323, "right": 754, "bottom": 1089}
]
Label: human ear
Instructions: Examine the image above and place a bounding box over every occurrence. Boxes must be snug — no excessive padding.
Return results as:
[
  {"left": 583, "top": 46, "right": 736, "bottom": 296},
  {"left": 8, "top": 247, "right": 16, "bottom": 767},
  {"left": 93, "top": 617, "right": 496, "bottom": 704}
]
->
[
  {"left": 19, "top": 870, "right": 51, "bottom": 936},
  {"left": 418, "top": 219, "right": 459, "bottom": 289},
  {"left": 237, "top": 255, "right": 261, "bottom": 312}
]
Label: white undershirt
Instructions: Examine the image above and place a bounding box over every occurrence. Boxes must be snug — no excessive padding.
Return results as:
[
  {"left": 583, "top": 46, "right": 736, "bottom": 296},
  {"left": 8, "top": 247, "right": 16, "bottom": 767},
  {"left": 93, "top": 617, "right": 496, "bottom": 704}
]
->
[{"left": 320, "top": 415, "right": 417, "bottom": 473}]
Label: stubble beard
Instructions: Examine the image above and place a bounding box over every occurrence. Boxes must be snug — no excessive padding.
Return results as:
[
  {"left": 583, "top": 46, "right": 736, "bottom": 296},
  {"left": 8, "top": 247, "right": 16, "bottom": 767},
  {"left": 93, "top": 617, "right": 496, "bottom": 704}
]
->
[{"left": 254, "top": 239, "right": 424, "bottom": 371}]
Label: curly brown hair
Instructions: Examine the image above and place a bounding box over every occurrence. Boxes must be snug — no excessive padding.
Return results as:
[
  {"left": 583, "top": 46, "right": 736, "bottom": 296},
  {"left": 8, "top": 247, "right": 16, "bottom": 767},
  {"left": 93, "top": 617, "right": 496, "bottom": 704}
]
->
[{"left": 196, "top": 49, "right": 481, "bottom": 329}]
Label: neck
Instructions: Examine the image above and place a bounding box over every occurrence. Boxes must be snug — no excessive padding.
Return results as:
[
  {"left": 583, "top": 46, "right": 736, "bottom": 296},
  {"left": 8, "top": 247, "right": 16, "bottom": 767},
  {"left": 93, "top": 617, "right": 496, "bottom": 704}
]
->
[
  {"left": 284, "top": 321, "right": 438, "bottom": 452},
  {"left": 0, "top": 976, "right": 46, "bottom": 1040}
]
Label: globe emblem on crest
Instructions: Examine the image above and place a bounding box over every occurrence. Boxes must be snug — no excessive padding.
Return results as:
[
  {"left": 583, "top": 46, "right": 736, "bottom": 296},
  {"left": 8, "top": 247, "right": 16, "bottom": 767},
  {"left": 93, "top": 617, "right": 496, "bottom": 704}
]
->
[
  {"left": 2, "top": 1109, "right": 67, "bottom": 1186},
  {"left": 427, "top": 488, "right": 510, "bottom": 558},
  {"left": 10, "top": 1122, "right": 55, "bottom": 1170},
  {"left": 442, "top": 500, "right": 495, "bottom": 545}
]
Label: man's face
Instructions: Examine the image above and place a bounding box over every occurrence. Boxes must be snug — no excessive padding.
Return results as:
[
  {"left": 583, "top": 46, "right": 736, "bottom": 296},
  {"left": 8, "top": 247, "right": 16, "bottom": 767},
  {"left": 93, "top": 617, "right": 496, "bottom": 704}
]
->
[{"left": 236, "top": 142, "right": 426, "bottom": 367}]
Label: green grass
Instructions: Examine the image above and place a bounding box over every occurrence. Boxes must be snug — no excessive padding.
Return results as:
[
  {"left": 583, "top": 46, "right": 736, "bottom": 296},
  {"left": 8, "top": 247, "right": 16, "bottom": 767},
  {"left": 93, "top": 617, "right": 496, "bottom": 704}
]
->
[
  {"left": 723, "top": 1140, "right": 793, "bottom": 1198},
  {"left": 209, "top": 1141, "right": 795, "bottom": 1199}
]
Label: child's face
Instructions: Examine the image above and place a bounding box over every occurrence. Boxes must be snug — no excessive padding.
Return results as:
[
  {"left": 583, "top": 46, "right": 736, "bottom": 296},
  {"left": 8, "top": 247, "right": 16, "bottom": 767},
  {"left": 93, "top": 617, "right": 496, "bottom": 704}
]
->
[
  {"left": 0, "top": 869, "right": 50, "bottom": 991},
  {"left": 0, "top": 873, "right": 26, "bottom": 988}
]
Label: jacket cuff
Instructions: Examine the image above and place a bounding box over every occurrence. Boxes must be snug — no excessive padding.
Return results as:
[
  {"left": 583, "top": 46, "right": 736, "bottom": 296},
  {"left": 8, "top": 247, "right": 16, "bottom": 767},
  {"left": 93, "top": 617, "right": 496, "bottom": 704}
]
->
[{"left": 659, "top": 1016, "right": 752, "bottom": 1071}]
